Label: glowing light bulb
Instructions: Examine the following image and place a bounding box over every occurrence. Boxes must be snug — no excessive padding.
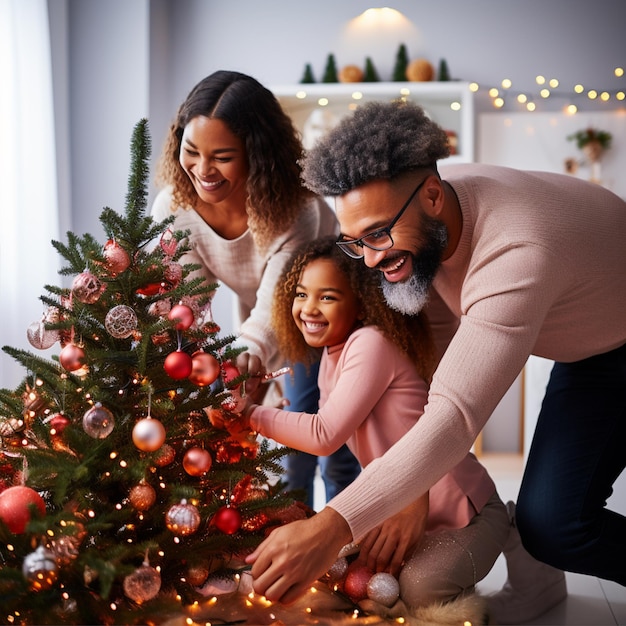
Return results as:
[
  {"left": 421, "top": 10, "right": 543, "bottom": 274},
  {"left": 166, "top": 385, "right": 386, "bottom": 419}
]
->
[
  {"left": 615, "top": 67, "right": 624, "bottom": 77},
  {"left": 536, "top": 75, "right": 546, "bottom": 85}
]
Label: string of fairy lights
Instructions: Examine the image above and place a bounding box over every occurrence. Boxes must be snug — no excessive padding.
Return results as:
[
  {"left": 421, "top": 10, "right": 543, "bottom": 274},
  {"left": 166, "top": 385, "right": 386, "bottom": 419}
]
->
[{"left": 470, "top": 66, "right": 625, "bottom": 113}]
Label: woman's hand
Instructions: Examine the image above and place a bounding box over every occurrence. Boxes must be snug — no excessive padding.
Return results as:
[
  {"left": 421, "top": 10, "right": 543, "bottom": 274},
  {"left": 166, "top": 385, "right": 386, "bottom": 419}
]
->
[
  {"left": 246, "top": 507, "right": 352, "bottom": 604},
  {"left": 355, "top": 493, "right": 428, "bottom": 577}
]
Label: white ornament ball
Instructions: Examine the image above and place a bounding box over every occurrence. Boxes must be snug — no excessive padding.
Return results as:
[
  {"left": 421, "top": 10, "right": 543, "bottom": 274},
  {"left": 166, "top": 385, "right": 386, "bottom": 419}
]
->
[
  {"left": 22, "top": 544, "right": 59, "bottom": 591},
  {"left": 366, "top": 572, "right": 400, "bottom": 607},
  {"left": 82, "top": 403, "right": 115, "bottom": 438},
  {"left": 123, "top": 562, "right": 161, "bottom": 603},
  {"left": 26, "top": 320, "right": 59, "bottom": 350},
  {"left": 132, "top": 417, "right": 166, "bottom": 452}
]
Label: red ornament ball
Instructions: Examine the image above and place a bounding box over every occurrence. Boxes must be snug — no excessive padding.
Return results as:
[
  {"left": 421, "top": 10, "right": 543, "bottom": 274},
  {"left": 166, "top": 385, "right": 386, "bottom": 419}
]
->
[
  {"left": 49, "top": 413, "right": 70, "bottom": 436},
  {"left": 132, "top": 417, "right": 166, "bottom": 452},
  {"left": 129, "top": 482, "right": 157, "bottom": 511},
  {"left": 182, "top": 447, "right": 212, "bottom": 476},
  {"left": 59, "top": 343, "right": 86, "bottom": 372},
  {"left": 213, "top": 506, "right": 242, "bottom": 535},
  {"left": 189, "top": 351, "right": 221, "bottom": 387},
  {"left": 222, "top": 362, "right": 241, "bottom": 389},
  {"left": 0, "top": 485, "right": 46, "bottom": 534},
  {"left": 153, "top": 443, "right": 176, "bottom": 467},
  {"left": 168, "top": 303, "right": 194, "bottom": 330},
  {"left": 343, "top": 561, "right": 374, "bottom": 602},
  {"left": 164, "top": 350, "right": 193, "bottom": 380}
]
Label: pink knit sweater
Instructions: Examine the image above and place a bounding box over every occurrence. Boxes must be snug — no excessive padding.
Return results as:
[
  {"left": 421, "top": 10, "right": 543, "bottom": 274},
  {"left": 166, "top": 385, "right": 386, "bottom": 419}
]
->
[{"left": 328, "top": 163, "right": 626, "bottom": 542}]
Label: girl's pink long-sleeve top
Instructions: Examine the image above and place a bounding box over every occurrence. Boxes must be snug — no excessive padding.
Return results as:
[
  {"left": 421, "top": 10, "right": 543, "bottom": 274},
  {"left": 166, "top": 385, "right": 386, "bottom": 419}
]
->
[{"left": 250, "top": 325, "right": 496, "bottom": 533}]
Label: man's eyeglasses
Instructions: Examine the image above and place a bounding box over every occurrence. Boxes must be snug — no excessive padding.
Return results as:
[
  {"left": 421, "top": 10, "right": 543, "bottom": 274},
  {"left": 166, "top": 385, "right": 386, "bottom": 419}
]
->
[{"left": 336, "top": 178, "right": 426, "bottom": 259}]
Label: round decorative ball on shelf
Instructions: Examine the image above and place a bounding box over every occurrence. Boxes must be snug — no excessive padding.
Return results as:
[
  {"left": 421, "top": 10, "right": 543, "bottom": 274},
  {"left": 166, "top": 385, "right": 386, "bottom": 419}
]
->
[
  {"left": 406, "top": 58, "right": 434, "bottom": 82},
  {"left": 367, "top": 572, "right": 400, "bottom": 607},
  {"left": 164, "top": 350, "right": 193, "bottom": 380},
  {"left": 212, "top": 505, "right": 242, "bottom": 535},
  {"left": 132, "top": 417, "right": 166, "bottom": 452},
  {"left": 339, "top": 64, "right": 364, "bottom": 83},
  {"left": 182, "top": 447, "right": 212, "bottom": 476},
  {"left": 168, "top": 303, "right": 195, "bottom": 331},
  {"left": 166, "top": 499, "right": 201, "bottom": 536},
  {"left": 0, "top": 485, "right": 46, "bottom": 534},
  {"left": 105, "top": 305, "right": 138, "bottom": 339},
  {"left": 82, "top": 402, "right": 115, "bottom": 439},
  {"left": 22, "top": 544, "right": 59, "bottom": 591},
  {"left": 71, "top": 270, "right": 104, "bottom": 304}
]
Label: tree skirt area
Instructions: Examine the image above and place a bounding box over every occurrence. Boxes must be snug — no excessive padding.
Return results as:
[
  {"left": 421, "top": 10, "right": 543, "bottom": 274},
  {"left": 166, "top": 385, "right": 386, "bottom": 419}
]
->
[{"left": 161, "top": 571, "right": 488, "bottom": 626}]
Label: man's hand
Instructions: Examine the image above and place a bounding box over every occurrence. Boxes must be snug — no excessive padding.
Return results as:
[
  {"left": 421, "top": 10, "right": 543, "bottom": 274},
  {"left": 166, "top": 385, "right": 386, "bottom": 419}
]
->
[
  {"left": 355, "top": 493, "right": 428, "bottom": 577},
  {"left": 245, "top": 507, "right": 352, "bottom": 604}
]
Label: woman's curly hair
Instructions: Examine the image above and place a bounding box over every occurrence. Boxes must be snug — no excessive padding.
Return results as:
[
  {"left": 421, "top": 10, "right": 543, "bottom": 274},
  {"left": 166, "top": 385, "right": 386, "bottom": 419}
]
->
[
  {"left": 301, "top": 100, "right": 450, "bottom": 196},
  {"left": 155, "top": 70, "right": 313, "bottom": 251},
  {"left": 272, "top": 236, "right": 435, "bottom": 382}
]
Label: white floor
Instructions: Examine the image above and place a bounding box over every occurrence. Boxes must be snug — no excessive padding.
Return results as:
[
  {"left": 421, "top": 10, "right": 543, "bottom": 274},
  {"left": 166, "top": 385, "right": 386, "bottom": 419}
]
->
[{"left": 314, "top": 453, "right": 626, "bottom": 625}]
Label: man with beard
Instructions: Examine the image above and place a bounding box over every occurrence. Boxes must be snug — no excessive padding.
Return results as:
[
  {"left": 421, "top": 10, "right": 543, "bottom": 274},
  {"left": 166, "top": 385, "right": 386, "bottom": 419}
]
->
[{"left": 245, "top": 101, "right": 626, "bottom": 623}]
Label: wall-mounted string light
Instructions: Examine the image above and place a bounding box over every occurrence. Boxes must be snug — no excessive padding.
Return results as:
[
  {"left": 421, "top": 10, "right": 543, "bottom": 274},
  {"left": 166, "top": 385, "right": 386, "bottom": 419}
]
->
[{"left": 473, "top": 67, "right": 625, "bottom": 114}]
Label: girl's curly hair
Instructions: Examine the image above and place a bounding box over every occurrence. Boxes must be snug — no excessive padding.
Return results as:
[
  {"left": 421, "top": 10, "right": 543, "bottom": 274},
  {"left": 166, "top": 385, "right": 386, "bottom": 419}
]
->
[
  {"left": 272, "top": 236, "right": 435, "bottom": 382},
  {"left": 155, "top": 70, "right": 313, "bottom": 251},
  {"left": 301, "top": 100, "right": 450, "bottom": 196}
]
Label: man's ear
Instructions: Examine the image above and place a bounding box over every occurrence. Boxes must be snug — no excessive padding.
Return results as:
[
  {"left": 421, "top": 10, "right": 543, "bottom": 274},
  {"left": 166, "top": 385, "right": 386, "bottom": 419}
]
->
[{"left": 421, "top": 176, "right": 445, "bottom": 219}]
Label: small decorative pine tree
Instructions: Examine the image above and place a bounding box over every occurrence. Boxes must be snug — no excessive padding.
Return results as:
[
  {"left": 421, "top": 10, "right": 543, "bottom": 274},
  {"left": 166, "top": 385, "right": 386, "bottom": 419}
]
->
[
  {"left": 322, "top": 53, "right": 339, "bottom": 83},
  {"left": 0, "top": 119, "right": 297, "bottom": 625},
  {"left": 392, "top": 44, "right": 409, "bottom": 81},
  {"left": 438, "top": 58, "right": 451, "bottom": 81},
  {"left": 363, "top": 57, "right": 380, "bottom": 83},
  {"left": 300, "top": 63, "right": 316, "bottom": 84}
]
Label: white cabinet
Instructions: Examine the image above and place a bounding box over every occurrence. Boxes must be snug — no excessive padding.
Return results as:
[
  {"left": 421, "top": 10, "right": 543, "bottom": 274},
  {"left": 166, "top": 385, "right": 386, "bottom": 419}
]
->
[{"left": 271, "top": 81, "right": 475, "bottom": 164}]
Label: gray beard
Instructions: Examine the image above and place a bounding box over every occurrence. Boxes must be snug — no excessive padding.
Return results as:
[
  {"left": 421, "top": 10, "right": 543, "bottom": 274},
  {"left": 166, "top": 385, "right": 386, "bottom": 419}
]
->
[
  {"left": 380, "top": 271, "right": 431, "bottom": 315},
  {"left": 379, "top": 217, "right": 447, "bottom": 316}
]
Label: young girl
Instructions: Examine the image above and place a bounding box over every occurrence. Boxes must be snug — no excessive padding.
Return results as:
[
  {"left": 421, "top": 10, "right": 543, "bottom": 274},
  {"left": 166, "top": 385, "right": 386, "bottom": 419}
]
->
[{"left": 240, "top": 236, "right": 509, "bottom": 610}]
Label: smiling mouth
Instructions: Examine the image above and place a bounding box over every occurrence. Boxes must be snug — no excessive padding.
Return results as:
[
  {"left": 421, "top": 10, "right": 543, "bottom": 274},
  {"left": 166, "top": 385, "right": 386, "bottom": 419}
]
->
[
  {"left": 302, "top": 320, "right": 327, "bottom": 332},
  {"left": 378, "top": 254, "right": 407, "bottom": 274},
  {"left": 197, "top": 178, "right": 225, "bottom": 192}
]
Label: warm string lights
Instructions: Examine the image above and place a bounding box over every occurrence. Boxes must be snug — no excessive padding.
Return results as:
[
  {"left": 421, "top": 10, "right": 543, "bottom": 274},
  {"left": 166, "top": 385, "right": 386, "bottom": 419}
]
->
[{"left": 474, "top": 66, "right": 625, "bottom": 113}]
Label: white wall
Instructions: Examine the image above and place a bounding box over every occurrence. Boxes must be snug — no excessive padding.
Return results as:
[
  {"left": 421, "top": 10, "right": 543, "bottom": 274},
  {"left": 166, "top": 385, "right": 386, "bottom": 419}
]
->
[{"left": 39, "top": 0, "right": 626, "bottom": 454}]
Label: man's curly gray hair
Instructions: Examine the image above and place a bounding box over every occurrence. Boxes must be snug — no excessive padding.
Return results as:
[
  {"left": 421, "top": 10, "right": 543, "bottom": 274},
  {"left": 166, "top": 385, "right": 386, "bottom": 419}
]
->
[{"left": 301, "top": 100, "right": 450, "bottom": 196}]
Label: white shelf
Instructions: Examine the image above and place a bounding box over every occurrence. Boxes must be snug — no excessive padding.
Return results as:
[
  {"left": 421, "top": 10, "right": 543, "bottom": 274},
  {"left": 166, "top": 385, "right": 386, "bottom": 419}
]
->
[{"left": 271, "top": 81, "right": 475, "bottom": 164}]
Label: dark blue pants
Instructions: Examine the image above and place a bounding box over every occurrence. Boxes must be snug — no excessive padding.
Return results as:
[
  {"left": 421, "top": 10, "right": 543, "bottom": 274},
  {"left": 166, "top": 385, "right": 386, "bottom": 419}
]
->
[
  {"left": 283, "top": 361, "right": 361, "bottom": 509},
  {"left": 517, "top": 343, "right": 626, "bottom": 585}
]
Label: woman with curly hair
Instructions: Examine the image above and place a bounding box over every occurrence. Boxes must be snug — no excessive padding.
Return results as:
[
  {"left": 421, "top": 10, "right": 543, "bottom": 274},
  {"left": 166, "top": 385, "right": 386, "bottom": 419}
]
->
[
  {"left": 152, "top": 70, "right": 360, "bottom": 508},
  {"left": 240, "top": 236, "right": 508, "bottom": 612}
]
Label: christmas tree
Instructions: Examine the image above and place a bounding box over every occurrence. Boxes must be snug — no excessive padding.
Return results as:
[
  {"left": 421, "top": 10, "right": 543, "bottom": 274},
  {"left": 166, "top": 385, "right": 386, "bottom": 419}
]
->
[{"left": 0, "top": 119, "right": 301, "bottom": 625}]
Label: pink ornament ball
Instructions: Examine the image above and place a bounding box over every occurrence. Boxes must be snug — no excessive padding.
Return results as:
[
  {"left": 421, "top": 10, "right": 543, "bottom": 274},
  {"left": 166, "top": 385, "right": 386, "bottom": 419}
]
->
[
  {"left": 71, "top": 271, "right": 104, "bottom": 304},
  {"left": 168, "top": 303, "right": 194, "bottom": 331},
  {"left": 213, "top": 506, "right": 242, "bottom": 535},
  {"left": 164, "top": 350, "right": 193, "bottom": 380},
  {"left": 0, "top": 485, "right": 46, "bottom": 534},
  {"left": 221, "top": 361, "right": 241, "bottom": 389},
  {"left": 182, "top": 447, "right": 213, "bottom": 476},
  {"left": 103, "top": 239, "right": 131, "bottom": 275},
  {"left": 59, "top": 343, "right": 86, "bottom": 372},
  {"left": 132, "top": 417, "right": 166, "bottom": 452},
  {"left": 343, "top": 561, "right": 374, "bottom": 602}
]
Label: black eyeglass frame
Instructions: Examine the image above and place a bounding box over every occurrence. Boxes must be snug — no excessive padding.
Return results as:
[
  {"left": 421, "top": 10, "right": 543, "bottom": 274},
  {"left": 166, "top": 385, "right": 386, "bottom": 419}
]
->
[{"left": 335, "top": 178, "right": 427, "bottom": 259}]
